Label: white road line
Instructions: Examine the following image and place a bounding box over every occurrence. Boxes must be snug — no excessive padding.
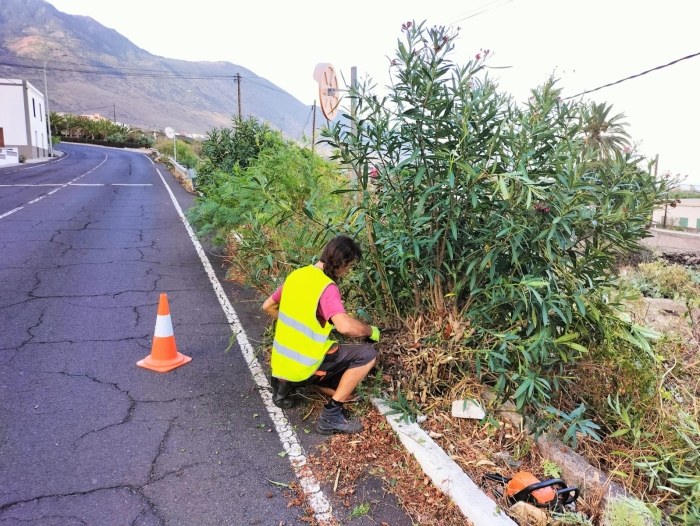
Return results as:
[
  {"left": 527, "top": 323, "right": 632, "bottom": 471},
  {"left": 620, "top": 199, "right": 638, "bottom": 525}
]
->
[
  {"left": 68, "top": 183, "right": 105, "bottom": 186},
  {"left": 0, "top": 151, "right": 70, "bottom": 174},
  {"left": 0, "top": 207, "right": 23, "bottom": 219},
  {"left": 0, "top": 184, "right": 63, "bottom": 187},
  {"left": 144, "top": 154, "right": 155, "bottom": 165},
  {"left": 111, "top": 184, "right": 153, "bottom": 186},
  {"left": 0, "top": 154, "right": 108, "bottom": 220},
  {"left": 156, "top": 169, "right": 334, "bottom": 524}
]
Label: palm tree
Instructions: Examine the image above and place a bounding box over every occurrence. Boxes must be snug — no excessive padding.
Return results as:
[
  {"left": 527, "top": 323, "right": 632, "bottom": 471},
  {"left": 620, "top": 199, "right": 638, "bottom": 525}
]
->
[
  {"left": 582, "top": 102, "right": 631, "bottom": 160},
  {"left": 49, "top": 112, "right": 67, "bottom": 136}
]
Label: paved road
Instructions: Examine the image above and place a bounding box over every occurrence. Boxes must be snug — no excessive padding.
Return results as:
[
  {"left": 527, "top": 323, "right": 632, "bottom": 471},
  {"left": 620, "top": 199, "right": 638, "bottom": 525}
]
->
[
  {"left": 0, "top": 144, "right": 412, "bottom": 526},
  {"left": 0, "top": 144, "right": 310, "bottom": 525}
]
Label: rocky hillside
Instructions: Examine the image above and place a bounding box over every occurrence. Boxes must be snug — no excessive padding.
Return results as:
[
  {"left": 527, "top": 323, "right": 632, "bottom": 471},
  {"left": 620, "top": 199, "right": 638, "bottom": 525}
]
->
[{"left": 0, "top": 0, "right": 314, "bottom": 136}]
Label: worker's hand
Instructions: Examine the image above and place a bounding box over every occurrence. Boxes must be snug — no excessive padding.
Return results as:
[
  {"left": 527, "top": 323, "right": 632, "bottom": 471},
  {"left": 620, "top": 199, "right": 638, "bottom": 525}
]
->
[{"left": 369, "top": 326, "right": 381, "bottom": 342}]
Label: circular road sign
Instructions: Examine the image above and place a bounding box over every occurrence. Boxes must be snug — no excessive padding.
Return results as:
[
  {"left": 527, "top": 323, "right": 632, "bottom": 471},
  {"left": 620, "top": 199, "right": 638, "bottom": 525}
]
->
[
  {"left": 313, "top": 63, "right": 340, "bottom": 120},
  {"left": 164, "top": 127, "right": 175, "bottom": 139}
]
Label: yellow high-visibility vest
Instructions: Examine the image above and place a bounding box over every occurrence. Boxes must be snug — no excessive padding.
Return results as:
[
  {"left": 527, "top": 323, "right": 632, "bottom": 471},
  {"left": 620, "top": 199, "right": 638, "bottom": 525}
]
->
[{"left": 271, "top": 265, "right": 336, "bottom": 382}]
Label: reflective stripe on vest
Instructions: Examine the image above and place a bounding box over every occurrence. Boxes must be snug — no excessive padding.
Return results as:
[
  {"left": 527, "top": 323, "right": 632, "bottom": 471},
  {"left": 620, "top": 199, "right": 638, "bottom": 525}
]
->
[
  {"left": 272, "top": 338, "right": 319, "bottom": 366},
  {"left": 271, "top": 265, "right": 335, "bottom": 382},
  {"left": 277, "top": 311, "right": 328, "bottom": 344}
]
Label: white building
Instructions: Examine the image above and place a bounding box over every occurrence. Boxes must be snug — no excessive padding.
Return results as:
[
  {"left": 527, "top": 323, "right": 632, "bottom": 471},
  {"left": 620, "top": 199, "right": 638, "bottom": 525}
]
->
[{"left": 0, "top": 79, "right": 50, "bottom": 163}]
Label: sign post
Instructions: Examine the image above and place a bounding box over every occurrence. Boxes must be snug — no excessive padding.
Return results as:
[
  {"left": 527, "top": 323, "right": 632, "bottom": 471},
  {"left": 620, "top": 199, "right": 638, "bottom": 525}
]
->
[{"left": 164, "top": 127, "right": 176, "bottom": 163}]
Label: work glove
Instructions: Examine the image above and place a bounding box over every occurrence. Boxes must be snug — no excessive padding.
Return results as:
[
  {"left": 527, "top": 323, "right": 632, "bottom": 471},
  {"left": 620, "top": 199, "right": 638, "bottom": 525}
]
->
[{"left": 369, "top": 325, "right": 381, "bottom": 342}]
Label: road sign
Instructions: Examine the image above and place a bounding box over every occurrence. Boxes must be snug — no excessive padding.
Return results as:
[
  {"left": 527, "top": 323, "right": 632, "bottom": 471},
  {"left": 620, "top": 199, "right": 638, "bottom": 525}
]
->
[
  {"left": 164, "top": 127, "right": 175, "bottom": 139},
  {"left": 313, "top": 63, "right": 340, "bottom": 120}
]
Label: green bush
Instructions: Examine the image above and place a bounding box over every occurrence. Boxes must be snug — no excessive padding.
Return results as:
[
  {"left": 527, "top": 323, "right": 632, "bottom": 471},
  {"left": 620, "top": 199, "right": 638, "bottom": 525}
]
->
[
  {"left": 106, "top": 133, "right": 125, "bottom": 143},
  {"left": 197, "top": 116, "right": 284, "bottom": 195},
  {"left": 628, "top": 261, "right": 700, "bottom": 299},
  {"left": 135, "top": 135, "right": 154, "bottom": 148},
  {"left": 158, "top": 139, "right": 198, "bottom": 169},
  {"left": 188, "top": 140, "right": 348, "bottom": 291},
  {"left": 602, "top": 496, "right": 662, "bottom": 526},
  {"left": 321, "top": 21, "right": 678, "bottom": 417}
]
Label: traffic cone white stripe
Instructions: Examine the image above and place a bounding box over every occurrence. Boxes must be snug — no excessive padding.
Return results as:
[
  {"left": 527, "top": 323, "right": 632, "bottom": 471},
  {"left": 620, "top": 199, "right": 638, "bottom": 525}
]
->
[{"left": 154, "top": 314, "right": 174, "bottom": 338}]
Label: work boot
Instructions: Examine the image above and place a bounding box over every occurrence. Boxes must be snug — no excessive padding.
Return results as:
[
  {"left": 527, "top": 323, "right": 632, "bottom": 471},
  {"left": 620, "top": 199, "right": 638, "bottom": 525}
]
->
[
  {"left": 316, "top": 403, "right": 363, "bottom": 435},
  {"left": 271, "top": 377, "right": 295, "bottom": 409}
]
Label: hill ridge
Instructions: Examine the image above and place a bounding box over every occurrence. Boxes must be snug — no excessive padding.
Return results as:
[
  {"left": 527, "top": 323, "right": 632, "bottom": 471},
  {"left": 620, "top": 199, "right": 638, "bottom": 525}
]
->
[{"left": 0, "top": 0, "right": 313, "bottom": 136}]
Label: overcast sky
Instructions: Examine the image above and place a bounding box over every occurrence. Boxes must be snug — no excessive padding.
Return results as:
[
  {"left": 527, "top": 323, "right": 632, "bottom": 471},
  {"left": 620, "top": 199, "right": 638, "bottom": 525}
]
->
[{"left": 47, "top": 0, "right": 700, "bottom": 183}]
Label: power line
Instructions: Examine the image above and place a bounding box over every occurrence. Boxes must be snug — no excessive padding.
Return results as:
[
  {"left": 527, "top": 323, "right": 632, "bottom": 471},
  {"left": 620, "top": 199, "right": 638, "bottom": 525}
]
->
[
  {"left": 297, "top": 106, "right": 314, "bottom": 141},
  {"left": 0, "top": 62, "right": 292, "bottom": 97},
  {"left": 442, "top": 0, "right": 513, "bottom": 25},
  {"left": 244, "top": 78, "right": 290, "bottom": 95},
  {"left": 563, "top": 51, "right": 700, "bottom": 100},
  {"left": 0, "top": 61, "right": 241, "bottom": 79},
  {"left": 3, "top": 57, "right": 267, "bottom": 78},
  {"left": 444, "top": 0, "right": 514, "bottom": 24}
]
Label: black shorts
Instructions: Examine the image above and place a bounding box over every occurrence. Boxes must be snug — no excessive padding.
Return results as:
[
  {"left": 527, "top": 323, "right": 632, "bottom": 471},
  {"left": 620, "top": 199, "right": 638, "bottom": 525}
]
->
[{"left": 313, "top": 343, "right": 377, "bottom": 390}]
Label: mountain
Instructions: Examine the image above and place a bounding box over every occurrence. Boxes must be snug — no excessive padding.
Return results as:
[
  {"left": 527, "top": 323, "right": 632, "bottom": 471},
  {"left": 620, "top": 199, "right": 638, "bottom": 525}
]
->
[{"left": 0, "top": 0, "right": 314, "bottom": 137}]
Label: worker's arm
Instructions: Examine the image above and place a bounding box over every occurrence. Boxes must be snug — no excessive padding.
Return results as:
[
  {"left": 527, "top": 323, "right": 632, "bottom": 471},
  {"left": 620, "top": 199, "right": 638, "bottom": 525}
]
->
[
  {"left": 330, "top": 313, "right": 373, "bottom": 339},
  {"left": 262, "top": 296, "right": 280, "bottom": 320}
]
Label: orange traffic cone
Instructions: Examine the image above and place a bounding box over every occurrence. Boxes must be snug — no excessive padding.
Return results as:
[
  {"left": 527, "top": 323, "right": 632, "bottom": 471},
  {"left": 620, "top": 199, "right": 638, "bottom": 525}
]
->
[{"left": 137, "top": 294, "right": 192, "bottom": 372}]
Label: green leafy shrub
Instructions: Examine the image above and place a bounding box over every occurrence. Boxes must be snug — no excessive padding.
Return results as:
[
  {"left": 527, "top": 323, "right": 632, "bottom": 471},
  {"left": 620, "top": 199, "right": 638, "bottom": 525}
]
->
[
  {"left": 135, "top": 135, "right": 154, "bottom": 147},
  {"left": 629, "top": 261, "right": 700, "bottom": 299},
  {"left": 106, "top": 133, "right": 126, "bottom": 143},
  {"left": 602, "top": 496, "right": 662, "bottom": 526},
  {"left": 321, "top": 21, "right": 677, "bottom": 419},
  {"left": 188, "top": 139, "right": 348, "bottom": 290},
  {"left": 157, "top": 139, "right": 199, "bottom": 169},
  {"left": 197, "top": 116, "right": 284, "bottom": 195}
]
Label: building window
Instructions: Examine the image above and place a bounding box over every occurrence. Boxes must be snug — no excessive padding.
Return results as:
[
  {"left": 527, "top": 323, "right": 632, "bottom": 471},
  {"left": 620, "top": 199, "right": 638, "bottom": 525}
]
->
[
  {"left": 33, "top": 98, "right": 36, "bottom": 117},
  {"left": 40, "top": 103, "right": 43, "bottom": 121},
  {"left": 679, "top": 217, "right": 689, "bottom": 228}
]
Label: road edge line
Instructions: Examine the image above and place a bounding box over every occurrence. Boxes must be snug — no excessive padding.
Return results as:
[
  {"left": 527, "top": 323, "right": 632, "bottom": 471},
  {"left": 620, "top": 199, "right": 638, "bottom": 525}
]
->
[{"left": 155, "top": 168, "right": 334, "bottom": 523}]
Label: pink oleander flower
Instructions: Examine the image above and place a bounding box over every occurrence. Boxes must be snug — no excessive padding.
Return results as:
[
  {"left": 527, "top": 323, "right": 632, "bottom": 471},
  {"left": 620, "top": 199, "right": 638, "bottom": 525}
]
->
[
  {"left": 475, "top": 53, "right": 481, "bottom": 60},
  {"left": 369, "top": 167, "right": 378, "bottom": 178}
]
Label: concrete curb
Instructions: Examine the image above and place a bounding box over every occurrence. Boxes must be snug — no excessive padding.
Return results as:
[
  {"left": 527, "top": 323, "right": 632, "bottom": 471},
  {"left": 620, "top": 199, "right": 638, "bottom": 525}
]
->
[{"left": 372, "top": 398, "right": 517, "bottom": 526}]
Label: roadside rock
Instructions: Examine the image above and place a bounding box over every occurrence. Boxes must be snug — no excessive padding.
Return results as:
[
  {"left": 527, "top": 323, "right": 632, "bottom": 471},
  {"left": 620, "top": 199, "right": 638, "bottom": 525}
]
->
[
  {"left": 481, "top": 391, "right": 524, "bottom": 431},
  {"left": 510, "top": 501, "right": 548, "bottom": 526},
  {"left": 536, "top": 434, "right": 627, "bottom": 507},
  {"left": 452, "top": 399, "right": 486, "bottom": 419}
]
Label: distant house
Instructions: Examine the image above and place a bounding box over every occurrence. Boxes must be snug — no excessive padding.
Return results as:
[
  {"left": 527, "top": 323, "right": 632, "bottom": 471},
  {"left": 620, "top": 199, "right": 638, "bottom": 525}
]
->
[
  {"left": 0, "top": 79, "right": 50, "bottom": 162},
  {"left": 80, "top": 113, "right": 104, "bottom": 122}
]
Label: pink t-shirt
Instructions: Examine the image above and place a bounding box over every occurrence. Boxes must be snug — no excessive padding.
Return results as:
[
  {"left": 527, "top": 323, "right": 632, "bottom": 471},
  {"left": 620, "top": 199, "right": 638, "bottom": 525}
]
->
[{"left": 271, "top": 281, "right": 345, "bottom": 327}]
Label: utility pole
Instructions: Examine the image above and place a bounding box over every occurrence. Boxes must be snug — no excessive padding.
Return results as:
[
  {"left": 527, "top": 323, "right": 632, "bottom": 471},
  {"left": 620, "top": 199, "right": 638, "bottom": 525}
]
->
[
  {"left": 350, "top": 66, "right": 357, "bottom": 137},
  {"left": 43, "top": 60, "right": 53, "bottom": 157},
  {"left": 237, "top": 73, "right": 242, "bottom": 119},
  {"left": 113, "top": 104, "right": 116, "bottom": 124},
  {"left": 311, "top": 99, "right": 317, "bottom": 153},
  {"left": 657, "top": 154, "right": 671, "bottom": 229}
]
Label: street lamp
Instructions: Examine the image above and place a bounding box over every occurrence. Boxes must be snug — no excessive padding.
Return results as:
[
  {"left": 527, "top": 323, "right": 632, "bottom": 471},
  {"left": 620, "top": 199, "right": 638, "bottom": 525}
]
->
[{"left": 43, "top": 53, "right": 67, "bottom": 157}]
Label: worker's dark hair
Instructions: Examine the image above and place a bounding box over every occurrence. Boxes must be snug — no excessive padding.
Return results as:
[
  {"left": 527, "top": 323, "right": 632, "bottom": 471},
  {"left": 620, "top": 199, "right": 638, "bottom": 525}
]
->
[{"left": 320, "top": 235, "right": 362, "bottom": 282}]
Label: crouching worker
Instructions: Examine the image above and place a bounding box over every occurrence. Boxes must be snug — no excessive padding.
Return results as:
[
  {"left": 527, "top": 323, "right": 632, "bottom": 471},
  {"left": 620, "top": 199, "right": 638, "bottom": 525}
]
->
[{"left": 262, "top": 235, "right": 380, "bottom": 435}]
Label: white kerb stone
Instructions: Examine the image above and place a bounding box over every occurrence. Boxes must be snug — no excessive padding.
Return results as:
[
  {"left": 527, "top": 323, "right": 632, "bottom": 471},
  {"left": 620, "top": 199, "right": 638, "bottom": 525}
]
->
[{"left": 452, "top": 399, "right": 486, "bottom": 419}]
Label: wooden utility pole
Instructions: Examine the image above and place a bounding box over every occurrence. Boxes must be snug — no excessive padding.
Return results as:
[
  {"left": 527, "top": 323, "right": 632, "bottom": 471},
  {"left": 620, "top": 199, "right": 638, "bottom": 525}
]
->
[
  {"left": 658, "top": 154, "right": 671, "bottom": 228},
  {"left": 311, "top": 99, "right": 317, "bottom": 152},
  {"left": 236, "top": 73, "right": 242, "bottom": 118},
  {"left": 350, "top": 66, "right": 357, "bottom": 136}
]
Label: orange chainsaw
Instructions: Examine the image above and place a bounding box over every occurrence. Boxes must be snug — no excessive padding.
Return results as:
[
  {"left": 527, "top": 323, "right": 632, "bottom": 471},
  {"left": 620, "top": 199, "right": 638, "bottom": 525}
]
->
[{"left": 484, "top": 471, "right": 580, "bottom": 510}]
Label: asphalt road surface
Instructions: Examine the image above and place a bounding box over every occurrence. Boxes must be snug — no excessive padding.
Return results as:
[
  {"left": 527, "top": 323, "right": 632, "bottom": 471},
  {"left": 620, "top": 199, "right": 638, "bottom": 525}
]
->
[{"left": 0, "top": 144, "right": 413, "bottom": 526}]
